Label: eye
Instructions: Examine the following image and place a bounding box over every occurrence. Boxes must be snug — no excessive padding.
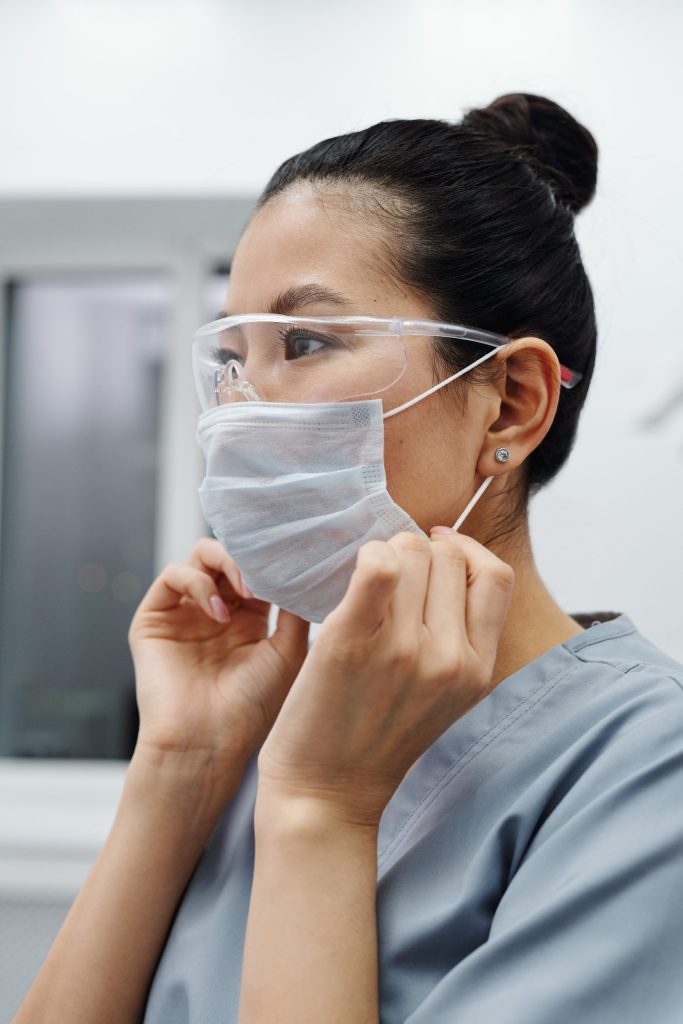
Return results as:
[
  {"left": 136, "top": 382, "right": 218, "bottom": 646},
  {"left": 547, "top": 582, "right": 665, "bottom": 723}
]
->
[
  {"left": 278, "top": 327, "right": 333, "bottom": 360},
  {"left": 210, "top": 345, "right": 243, "bottom": 366}
]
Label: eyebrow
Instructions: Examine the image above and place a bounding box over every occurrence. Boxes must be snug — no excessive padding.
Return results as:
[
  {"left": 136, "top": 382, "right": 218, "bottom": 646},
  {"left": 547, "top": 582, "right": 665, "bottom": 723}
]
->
[{"left": 216, "top": 283, "right": 352, "bottom": 320}]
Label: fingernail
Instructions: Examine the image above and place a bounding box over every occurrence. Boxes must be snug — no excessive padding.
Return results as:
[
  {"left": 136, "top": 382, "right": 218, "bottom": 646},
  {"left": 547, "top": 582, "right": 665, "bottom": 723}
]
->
[
  {"left": 430, "top": 525, "right": 455, "bottom": 534},
  {"left": 210, "top": 594, "right": 231, "bottom": 622},
  {"left": 240, "top": 574, "right": 254, "bottom": 599}
]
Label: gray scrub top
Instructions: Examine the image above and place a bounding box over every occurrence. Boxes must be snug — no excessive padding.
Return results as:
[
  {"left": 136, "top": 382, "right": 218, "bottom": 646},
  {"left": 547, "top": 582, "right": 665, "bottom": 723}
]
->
[{"left": 142, "top": 611, "right": 683, "bottom": 1023}]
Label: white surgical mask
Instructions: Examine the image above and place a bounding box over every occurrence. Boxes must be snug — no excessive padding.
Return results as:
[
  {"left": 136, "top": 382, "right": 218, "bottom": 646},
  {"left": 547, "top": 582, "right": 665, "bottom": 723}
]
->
[{"left": 196, "top": 347, "right": 499, "bottom": 623}]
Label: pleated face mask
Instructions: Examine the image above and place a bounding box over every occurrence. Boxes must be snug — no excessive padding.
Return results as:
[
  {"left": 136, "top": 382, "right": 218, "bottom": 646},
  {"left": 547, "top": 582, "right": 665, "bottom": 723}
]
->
[{"left": 195, "top": 346, "right": 502, "bottom": 624}]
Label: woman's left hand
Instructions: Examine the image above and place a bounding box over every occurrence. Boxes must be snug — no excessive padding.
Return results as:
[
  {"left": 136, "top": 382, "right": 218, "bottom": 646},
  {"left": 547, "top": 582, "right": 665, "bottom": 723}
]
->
[{"left": 256, "top": 528, "right": 515, "bottom": 828}]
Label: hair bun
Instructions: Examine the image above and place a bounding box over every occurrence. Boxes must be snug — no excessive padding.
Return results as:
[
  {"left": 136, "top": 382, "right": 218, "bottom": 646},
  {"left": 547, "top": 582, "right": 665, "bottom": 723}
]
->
[{"left": 461, "top": 92, "right": 598, "bottom": 215}]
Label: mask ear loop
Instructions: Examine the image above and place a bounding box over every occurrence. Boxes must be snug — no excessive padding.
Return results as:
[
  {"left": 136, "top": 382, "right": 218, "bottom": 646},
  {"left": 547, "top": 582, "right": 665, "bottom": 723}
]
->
[
  {"left": 380, "top": 345, "right": 503, "bottom": 531},
  {"left": 451, "top": 474, "right": 494, "bottom": 531},
  {"left": 381, "top": 345, "right": 501, "bottom": 419}
]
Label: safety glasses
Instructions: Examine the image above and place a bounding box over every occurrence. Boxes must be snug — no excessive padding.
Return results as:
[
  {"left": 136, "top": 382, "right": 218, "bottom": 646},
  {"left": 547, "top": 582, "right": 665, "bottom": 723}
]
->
[{"left": 192, "top": 313, "right": 583, "bottom": 411}]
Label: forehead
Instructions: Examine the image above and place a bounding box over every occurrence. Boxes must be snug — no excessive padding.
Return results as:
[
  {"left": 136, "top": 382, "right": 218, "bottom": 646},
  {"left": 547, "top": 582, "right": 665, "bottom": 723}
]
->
[{"left": 226, "top": 184, "right": 401, "bottom": 314}]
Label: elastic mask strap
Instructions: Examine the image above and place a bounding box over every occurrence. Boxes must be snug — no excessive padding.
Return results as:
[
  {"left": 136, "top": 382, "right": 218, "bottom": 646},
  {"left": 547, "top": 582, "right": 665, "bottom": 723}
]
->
[
  {"left": 452, "top": 474, "right": 494, "bottom": 531},
  {"left": 380, "top": 345, "right": 501, "bottom": 532},
  {"left": 382, "top": 345, "right": 501, "bottom": 419}
]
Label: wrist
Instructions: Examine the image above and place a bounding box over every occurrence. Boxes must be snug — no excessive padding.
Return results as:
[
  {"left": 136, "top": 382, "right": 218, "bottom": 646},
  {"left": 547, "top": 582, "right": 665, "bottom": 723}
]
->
[
  {"left": 254, "top": 779, "right": 382, "bottom": 840},
  {"left": 126, "top": 741, "right": 249, "bottom": 825}
]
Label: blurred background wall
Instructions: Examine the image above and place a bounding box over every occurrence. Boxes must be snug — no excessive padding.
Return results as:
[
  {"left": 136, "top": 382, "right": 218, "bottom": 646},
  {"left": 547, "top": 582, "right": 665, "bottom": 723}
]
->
[{"left": 0, "top": 0, "right": 681, "bottom": 1017}]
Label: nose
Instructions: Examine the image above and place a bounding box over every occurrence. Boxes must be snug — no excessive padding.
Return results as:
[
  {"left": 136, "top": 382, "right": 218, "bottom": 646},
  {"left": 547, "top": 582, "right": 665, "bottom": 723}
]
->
[
  {"left": 225, "top": 359, "right": 245, "bottom": 384},
  {"left": 216, "top": 359, "right": 263, "bottom": 403}
]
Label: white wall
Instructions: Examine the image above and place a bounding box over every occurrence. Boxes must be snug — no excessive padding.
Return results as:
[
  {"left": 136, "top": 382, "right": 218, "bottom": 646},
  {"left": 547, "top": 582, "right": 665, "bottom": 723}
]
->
[
  {"left": 0, "top": 0, "right": 681, "bottom": 653},
  {"left": 0, "top": 0, "right": 680, "bottom": 199}
]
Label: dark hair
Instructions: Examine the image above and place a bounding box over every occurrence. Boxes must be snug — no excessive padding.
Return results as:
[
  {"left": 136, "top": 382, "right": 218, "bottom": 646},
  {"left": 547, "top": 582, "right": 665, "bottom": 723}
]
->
[{"left": 255, "top": 92, "right": 599, "bottom": 524}]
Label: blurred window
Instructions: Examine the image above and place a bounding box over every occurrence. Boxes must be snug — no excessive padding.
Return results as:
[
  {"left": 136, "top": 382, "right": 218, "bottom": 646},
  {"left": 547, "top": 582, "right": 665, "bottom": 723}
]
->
[{"left": 0, "top": 275, "right": 169, "bottom": 758}]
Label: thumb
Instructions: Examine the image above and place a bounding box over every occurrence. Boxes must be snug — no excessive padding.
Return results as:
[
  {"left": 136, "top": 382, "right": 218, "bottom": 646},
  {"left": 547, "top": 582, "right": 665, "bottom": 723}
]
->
[{"left": 270, "top": 606, "right": 311, "bottom": 667}]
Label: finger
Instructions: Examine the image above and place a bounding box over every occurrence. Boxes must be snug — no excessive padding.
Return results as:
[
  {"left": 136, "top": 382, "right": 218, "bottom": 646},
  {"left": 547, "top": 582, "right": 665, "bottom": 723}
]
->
[
  {"left": 331, "top": 540, "right": 401, "bottom": 637},
  {"left": 186, "top": 537, "right": 253, "bottom": 602},
  {"left": 270, "top": 608, "right": 311, "bottom": 668},
  {"left": 444, "top": 532, "right": 515, "bottom": 664},
  {"left": 423, "top": 532, "right": 469, "bottom": 643},
  {"left": 137, "top": 562, "right": 232, "bottom": 622},
  {"left": 384, "top": 532, "right": 432, "bottom": 632}
]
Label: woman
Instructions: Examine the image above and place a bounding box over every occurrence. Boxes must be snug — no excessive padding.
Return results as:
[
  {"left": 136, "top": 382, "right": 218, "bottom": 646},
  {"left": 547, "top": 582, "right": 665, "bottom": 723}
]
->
[{"left": 15, "top": 93, "right": 683, "bottom": 1024}]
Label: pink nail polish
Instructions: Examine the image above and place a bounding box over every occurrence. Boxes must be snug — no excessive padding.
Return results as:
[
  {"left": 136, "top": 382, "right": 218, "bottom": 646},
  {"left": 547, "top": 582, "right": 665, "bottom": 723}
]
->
[
  {"left": 430, "top": 525, "right": 455, "bottom": 534},
  {"left": 210, "top": 594, "right": 231, "bottom": 622}
]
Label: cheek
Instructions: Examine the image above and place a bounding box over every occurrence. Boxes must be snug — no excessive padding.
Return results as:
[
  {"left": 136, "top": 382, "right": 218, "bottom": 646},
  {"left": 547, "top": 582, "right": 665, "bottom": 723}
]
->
[{"left": 382, "top": 405, "right": 475, "bottom": 532}]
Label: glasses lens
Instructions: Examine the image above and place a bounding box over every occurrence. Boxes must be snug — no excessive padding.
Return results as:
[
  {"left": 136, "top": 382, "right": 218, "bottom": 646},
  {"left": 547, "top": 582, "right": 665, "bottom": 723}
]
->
[{"left": 192, "top": 318, "right": 408, "bottom": 409}]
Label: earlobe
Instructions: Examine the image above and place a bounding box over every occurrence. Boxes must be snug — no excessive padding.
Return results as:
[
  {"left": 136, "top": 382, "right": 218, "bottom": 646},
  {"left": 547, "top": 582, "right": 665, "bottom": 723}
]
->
[
  {"left": 478, "top": 446, "right": 515, "bottom": 480},
  {"left": 474, "top": 444, "right": 516, "bottom": 482}
]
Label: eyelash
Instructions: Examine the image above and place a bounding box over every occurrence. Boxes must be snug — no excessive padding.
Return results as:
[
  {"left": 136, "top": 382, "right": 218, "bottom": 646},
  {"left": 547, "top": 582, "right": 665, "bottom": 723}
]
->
[
  {"left": 210, "top": 326, "right": 338, "bottom": 366},
  {"left": 276, "top": 326, "right": 333, "bottom": 359}
]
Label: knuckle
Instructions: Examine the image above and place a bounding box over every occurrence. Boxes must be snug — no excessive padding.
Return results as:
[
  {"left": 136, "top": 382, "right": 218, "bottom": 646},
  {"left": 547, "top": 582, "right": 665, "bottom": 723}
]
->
[
  {"left": 434, "top": 542, "right": 468, "bottom": 567},
  {"left": 389, "top": 532, "right": 431, "bottom": 556},
  {"left": 358, "top": 539, "right": 390, "bottom": 559},
  {"left": 221, "top": 549, "right": 237, "bottom": 570},
  {"left": 369, "top": 562, "right": 400, "bottom": 587},
  {"left": 388, "top": 637, "right": 420, "bottom": 668},
  {"left": 433, "top": 648, "right": 465, "bottom": 683},
  {"left": 488, "top": 561, "right": 515, "bottom": 590},
  {"left": 358, "top": 542, "right": 399, "bottom": 579},
  {"left": 191, "top": 536, "right": 233, "bottom": 568},
  {"left": 166, "top": 561, "right": 202, "bottom": 592},
  {"left": 190, "top": 536, "right": 215, "bottom": 559}
]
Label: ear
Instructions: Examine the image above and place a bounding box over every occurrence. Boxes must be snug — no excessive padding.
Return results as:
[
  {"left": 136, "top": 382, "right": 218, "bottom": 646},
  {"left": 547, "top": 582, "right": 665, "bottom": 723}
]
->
[{"left": 476, "top": 337, "right": 562, "bottom": 479}]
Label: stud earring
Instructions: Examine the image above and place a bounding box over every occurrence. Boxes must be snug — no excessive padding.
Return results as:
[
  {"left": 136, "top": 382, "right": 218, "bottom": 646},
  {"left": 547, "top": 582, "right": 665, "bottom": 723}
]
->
[{"left": 495, "top": 447, "right": 510, "bottom": 463}]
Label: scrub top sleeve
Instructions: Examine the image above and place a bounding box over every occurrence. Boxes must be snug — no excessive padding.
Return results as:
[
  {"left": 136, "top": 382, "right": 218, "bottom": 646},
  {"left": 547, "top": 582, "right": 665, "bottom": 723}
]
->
[{"left": 402, "top": 681, "right": 683, "bottom": 1024}]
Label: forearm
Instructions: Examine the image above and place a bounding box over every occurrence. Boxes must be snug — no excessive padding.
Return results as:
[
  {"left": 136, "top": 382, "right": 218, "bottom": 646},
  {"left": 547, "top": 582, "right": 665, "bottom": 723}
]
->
[
  {"left": 13, "top": 747, "right": 244, "bottom": 1024},
  {"left": 238, "top": 786, "right": 380, "bottom": 1024}
]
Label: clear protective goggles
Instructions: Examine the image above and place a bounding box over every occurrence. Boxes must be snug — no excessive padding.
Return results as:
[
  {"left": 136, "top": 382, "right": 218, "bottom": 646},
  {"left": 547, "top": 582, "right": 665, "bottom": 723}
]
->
[{"left": 192, "top": 313, "right": 583, "bottom": 413}]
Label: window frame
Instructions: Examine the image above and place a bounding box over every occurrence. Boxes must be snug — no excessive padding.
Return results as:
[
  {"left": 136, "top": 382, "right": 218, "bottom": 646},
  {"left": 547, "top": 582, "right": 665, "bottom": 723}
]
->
[{"left": 0, "top": 196, "right": 251, "bottom": 894}]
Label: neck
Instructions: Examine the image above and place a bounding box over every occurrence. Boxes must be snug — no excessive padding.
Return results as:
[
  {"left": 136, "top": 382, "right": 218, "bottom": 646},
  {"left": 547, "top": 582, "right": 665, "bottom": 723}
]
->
[{"left": 480, "top": 522, "right": 585, "bottom": 688}]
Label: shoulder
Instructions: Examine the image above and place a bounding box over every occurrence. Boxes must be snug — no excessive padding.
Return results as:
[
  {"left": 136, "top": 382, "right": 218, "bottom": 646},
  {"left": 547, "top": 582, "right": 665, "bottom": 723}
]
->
[
  {"left": 557, "top": 613, "right": 683, "bottom": 749},
  {"left": 513, "top": 616, "right": 683, "bottom": 850},
  {"left": 564, "top": 611, "right": 683, "bottom": 688},
  {"left": 400, "top": 621, "right": 683, "bottom": 1023},
  {"left": 526, "top": 643, "right": 683, "bottom": 853},
  {"left": 491, "top": 628, "right": 683, "bottom": 956}
]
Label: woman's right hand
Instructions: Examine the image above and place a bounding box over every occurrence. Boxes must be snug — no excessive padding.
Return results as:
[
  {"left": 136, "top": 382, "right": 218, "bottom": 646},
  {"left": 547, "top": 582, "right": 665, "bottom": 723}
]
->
[{"left": 127, "top": 537, "right": 310, "bottom": 795}]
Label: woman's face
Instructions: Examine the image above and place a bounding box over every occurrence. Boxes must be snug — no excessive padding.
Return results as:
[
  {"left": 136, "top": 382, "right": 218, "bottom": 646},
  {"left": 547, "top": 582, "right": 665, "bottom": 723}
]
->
[{"left": 222, "top": 183, "right": 506, "bottom": 536}]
